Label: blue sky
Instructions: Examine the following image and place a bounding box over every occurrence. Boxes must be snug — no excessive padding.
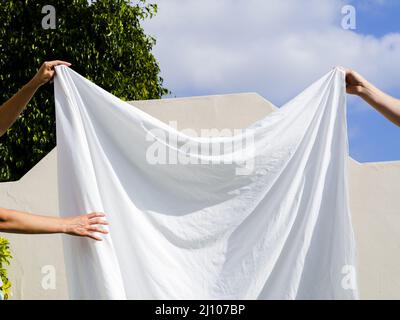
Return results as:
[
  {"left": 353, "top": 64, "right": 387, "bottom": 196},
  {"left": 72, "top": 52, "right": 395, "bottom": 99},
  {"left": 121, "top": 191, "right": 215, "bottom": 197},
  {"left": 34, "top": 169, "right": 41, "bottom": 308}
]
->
[
  {"left": 350, "top": 0, "right": 400, "bottom": 37},
  {"left": 142, "top": 0, "right": 400, "bottom": 163}
]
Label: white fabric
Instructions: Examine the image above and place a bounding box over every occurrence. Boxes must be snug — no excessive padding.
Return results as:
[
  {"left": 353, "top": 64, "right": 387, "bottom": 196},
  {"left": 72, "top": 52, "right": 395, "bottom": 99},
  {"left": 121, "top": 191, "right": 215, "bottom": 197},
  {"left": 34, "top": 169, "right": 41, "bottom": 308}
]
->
[{"left": 54, "top": 66, "right": 358, "bottom": 300}]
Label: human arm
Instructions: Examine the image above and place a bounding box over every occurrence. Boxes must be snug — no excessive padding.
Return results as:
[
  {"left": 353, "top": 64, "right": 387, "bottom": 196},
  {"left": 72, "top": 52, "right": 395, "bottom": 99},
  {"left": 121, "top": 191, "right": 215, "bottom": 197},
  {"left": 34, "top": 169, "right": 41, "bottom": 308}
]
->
[
  {"left": 0, "top": 60, "right": 71, "bottom": 137},
  {"left": 0, "top": 208, "right": 108, "bottom": 241},
  {"left": 345, "top": 68, "right": 400, "bottom": 127}
]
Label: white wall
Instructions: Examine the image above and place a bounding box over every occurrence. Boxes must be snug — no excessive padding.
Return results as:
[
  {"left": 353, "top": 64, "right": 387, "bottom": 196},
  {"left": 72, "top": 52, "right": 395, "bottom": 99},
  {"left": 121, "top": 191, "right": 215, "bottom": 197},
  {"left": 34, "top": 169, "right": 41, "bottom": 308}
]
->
[{"left": 1, "top": 93, "right": 399, "bottom": 299}]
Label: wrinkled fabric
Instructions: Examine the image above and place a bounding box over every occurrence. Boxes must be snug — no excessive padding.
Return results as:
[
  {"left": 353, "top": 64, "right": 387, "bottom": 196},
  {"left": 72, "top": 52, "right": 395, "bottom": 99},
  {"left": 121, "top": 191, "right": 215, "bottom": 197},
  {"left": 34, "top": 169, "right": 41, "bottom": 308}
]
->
[{"left": 54, "top": 66, "right": 358, "bottom": 300}]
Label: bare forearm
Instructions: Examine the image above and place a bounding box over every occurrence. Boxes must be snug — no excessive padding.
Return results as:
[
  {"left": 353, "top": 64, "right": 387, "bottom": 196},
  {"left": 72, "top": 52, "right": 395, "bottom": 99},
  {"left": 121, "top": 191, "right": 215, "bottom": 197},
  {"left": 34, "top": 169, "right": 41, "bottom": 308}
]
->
[
  {"left": 359, "top": 81, "right": 400, "bottom": 127},
  {"left": 0, "top": 207, "right": 108, "bottom": 240},
  {"left": 0, "top": 60, "right": 71, "bottom": 137},
  {"left": 0, "top": 79, "right": 41, "bottom": 136},
  {"left": 0, "top": 207, "right": 66, "bottom": 234}
]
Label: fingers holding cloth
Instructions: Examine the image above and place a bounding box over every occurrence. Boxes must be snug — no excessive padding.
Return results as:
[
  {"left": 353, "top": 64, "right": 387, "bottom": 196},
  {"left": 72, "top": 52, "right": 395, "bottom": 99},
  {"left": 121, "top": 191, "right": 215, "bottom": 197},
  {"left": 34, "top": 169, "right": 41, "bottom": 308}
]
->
[{"left": 31, "top": 60, "right": 71, "bottom": 87}]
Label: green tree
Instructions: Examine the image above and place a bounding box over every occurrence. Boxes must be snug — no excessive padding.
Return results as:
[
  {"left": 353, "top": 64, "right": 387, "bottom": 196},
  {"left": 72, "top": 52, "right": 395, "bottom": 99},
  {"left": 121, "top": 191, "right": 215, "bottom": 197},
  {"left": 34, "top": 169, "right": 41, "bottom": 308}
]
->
[
  {"left": 0, "top": 237, "right": 12, "bottom": 299},
  {"left": 0, "top": 0, "right": 168, "bottom": 181}
]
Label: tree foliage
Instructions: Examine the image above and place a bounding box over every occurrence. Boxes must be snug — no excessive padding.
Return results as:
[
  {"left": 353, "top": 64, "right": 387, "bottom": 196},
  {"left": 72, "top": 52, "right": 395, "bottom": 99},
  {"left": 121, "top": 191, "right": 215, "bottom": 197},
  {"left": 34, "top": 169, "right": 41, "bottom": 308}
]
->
[
  {"left": 0, "top": 237, "right": 12, "bottom": 300},
  {"left": 0, "top": 0, "right": 168, "bottom": 181}
]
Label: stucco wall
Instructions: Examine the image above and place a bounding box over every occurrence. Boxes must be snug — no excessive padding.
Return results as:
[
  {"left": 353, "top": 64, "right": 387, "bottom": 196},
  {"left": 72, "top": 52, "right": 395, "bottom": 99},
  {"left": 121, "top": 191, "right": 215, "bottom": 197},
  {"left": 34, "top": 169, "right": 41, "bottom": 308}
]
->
[{"left": 1, "top": 93, "right": 399, "bottom": 299}]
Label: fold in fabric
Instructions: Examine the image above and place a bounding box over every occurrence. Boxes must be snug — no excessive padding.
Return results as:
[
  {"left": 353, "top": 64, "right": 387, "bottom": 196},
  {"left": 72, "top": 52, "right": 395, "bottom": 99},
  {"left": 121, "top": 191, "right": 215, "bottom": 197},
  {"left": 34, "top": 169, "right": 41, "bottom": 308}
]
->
[{"left": 54, "top": 66, "right": 358, "bottom": 299}]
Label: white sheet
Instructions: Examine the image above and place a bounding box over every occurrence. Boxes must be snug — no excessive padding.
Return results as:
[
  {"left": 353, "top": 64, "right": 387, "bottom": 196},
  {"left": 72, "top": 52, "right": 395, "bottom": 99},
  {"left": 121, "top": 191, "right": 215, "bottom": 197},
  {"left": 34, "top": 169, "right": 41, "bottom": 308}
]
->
[{"left": 54, "top": 66, "right": 358, "bottom": 299}]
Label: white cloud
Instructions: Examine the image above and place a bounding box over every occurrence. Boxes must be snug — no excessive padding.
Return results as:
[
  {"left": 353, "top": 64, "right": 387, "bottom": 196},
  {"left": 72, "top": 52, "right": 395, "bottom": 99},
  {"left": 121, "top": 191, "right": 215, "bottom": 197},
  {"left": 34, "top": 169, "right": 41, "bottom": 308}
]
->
[{"left": 142, "top": 0, "right": 400, "bottom": 105}]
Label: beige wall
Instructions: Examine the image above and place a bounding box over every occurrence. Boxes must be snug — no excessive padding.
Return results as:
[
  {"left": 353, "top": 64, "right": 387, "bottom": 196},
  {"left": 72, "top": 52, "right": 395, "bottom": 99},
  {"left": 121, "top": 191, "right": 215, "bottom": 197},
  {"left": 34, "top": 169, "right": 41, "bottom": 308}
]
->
[
  {"left": 0, "top": 149, "right": 67, "bottom": 299},
  {"left": 1, "top": 93, "right": 399, "bottom": 299},
  {"left": 349, "top": 160, "right": 400, "bottom": 299}
]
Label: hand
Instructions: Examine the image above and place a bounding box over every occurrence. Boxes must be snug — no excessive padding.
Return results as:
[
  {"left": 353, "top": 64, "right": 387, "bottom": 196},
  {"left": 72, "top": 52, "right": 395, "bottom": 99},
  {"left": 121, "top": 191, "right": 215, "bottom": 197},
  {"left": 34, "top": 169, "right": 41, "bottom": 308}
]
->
[
  {"left": 31, "top": 60, "right": 71, "bottom": 87},
  {"left": 343, "top": 68, "right": 368, "bottom": 96},
  {"left": 62, "top": 212, "right": 109, "bottom": 241}
]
